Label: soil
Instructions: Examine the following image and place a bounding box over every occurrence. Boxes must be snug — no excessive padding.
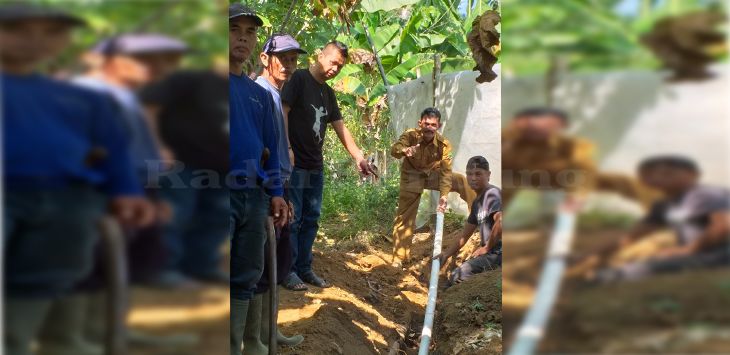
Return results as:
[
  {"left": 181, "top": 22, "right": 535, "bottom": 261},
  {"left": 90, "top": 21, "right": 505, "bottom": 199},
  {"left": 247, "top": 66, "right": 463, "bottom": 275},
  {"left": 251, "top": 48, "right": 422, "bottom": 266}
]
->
[
  {"left": 125, "top": 227, "right": 502, "bottom": 355},
  {"left": 432, "top": 270, "right": 503, "bottom": 355},
  {"left": 503, "top": 228, "right": 730, "bottom": 354},
  {"left": 276, "top": 228, "right": 500, "bottom": 355}
]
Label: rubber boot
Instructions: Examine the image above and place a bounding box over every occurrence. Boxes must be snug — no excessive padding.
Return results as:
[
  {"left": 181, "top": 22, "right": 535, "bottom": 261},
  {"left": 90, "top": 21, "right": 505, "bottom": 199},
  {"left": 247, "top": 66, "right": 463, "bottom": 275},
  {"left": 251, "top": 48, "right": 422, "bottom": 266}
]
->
[
  {"left": 242, "top": 294, "right": 267, "bottom": 355},
  {"left": 4, "top": 298, "right": 53, "bottom": 355},
  {"left": 37, "top": 293, "right": 103, "bottom": 355},
  {"left": 84, "top": 291, "right": 106, "bottom": 343},
  {"left": 231, "top": 298, "right": 249, "bottom": 355},
  {"left": 261, "top": 289, "right": 303, "bottom": 347}
]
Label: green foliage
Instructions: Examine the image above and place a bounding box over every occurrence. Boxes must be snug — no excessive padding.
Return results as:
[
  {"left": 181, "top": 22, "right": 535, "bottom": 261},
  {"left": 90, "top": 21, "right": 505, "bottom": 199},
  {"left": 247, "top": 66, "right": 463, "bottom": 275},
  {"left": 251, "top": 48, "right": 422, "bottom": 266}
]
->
[
  {"left": 242, "top": 0, "right": 490, "bottom": 241},
  {"left": 444, "top": 210, "right": 467, "bottom": 231},
  {"left": 35, "top": 0, "right": 227, "bottom": 70},
  {"left": 320, "top": 164, "right": 401, "bottom": 241},
  {"left": 470, "top": 299, "right": 487, "bottom": 312},
  {"left": 501, "top": 0, "right": 726, "bottom": 75}
]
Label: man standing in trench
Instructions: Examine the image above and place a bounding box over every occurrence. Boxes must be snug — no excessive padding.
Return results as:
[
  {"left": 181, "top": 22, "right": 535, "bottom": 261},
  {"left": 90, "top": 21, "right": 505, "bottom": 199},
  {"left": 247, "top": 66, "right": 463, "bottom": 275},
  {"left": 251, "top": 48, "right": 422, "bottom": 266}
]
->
[{"left": 390, "top": 107, "right": 477, "bottom": 264}]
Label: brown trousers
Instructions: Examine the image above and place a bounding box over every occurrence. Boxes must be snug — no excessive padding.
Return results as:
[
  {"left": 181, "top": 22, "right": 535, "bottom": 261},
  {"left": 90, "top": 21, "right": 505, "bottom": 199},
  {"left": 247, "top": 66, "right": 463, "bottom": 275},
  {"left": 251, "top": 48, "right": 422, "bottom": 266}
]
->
[{"left": 391, "top": 172, "right": 476, "bottom": 261}]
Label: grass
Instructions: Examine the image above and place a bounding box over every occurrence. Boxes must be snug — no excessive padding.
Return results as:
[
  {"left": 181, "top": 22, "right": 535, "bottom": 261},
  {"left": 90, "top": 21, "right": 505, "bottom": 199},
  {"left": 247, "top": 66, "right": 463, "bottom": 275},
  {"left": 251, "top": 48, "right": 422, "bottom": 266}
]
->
[{"left": 319, "top": 162, "right": 401, "bottom": 243}]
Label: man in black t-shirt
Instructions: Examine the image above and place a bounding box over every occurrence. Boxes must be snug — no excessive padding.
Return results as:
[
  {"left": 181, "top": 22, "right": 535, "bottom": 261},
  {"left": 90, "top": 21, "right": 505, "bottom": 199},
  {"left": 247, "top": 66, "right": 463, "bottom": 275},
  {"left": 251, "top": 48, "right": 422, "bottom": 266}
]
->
[
  {"left": 280, "top": 41, "right": 375, "bottom": 290},
  {"left": 437, "top": 156, "right": 503, "bottom": 286},
  {"left": 140, "top": 70, "right": 231, "bottom": 286}
]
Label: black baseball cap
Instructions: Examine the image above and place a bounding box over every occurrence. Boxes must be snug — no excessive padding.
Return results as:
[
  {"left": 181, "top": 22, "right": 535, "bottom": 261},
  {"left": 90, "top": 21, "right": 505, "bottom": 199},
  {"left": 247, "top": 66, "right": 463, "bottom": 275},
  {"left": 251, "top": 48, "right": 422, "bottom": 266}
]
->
[
  {"left": 263, "top": 34, "right": 307, "bottom": 55},
  {"left": 229, "top": 3, "right": 263, "bottom": 26},
  {"left": 467, "top": 156, "right": 490, "bottom": 171},
  {"left": 0, "top": 2, "right": 86, "bottom": 27}
]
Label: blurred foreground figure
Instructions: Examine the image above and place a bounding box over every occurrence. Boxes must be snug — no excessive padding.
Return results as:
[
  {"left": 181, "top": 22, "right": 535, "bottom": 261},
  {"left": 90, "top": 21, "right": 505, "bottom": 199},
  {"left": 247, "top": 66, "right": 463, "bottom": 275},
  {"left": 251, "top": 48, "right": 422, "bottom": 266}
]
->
[
  {"left": 141, "top": 69, "right": 230, "bottom": 286},
  {"left": 70, "top": 32, "right": 200, "bottom": 350},
  {"left": 1, "top": 3, "right": 154, "bottom": 355},
  {"left": 574, "top": 156, "right": 730, "bottom": 283},
  {"left": 502, "top": 107, "right": 662, "bottom": 208}
]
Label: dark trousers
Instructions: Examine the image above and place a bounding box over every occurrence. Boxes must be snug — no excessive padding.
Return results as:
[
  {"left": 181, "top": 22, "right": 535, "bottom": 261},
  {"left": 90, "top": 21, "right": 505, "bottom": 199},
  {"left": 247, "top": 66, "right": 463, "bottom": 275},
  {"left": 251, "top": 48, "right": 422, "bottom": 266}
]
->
[
  {"left": 230, "top": 187, "right": 269, "bottom": 301},
  {"left": 255, "top": 184, "right": 293, "bottom": 294},
  {"left": 4, "top": 186, "right": 106, "bottom": 298},
  {"left": 599, "top": 247, "right": 730, "bottom": 282},
  {"left": 449, "top": 252, "right": 502, "bottom": 286},
  {"left": 160, "top": 168, "right": 229, "bottom": 277}
]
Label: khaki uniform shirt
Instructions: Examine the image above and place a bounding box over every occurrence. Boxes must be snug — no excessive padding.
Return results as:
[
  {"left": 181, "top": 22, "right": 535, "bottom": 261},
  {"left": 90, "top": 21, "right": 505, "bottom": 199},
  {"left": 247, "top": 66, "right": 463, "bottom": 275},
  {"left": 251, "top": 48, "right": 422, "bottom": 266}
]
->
[{"left": 391, "top": 128, "right": 454, "bottom": 197}]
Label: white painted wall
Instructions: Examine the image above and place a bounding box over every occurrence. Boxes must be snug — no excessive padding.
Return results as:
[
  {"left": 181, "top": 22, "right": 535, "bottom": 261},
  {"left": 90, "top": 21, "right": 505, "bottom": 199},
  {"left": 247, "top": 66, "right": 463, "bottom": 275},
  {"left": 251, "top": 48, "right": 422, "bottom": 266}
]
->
[{"left": 387, "top": 66, "right": 502, "bottom": 219}]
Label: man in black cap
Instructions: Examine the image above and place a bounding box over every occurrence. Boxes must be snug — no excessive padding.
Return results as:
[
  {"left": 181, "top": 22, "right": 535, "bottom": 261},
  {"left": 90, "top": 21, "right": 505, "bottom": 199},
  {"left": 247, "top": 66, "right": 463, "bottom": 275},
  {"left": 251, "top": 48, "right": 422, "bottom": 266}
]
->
[
  {"left": 436, "top": 156, "right": 503, "bottom": 287},
  {"left": 247, "top": 33, "right": 308, "bottom": 352},
  {"left": 228, "top": 4, "right": 288, "bottom": 355},
  {"left": 1, "top": 3, "right": 154, "bottom": 355}
]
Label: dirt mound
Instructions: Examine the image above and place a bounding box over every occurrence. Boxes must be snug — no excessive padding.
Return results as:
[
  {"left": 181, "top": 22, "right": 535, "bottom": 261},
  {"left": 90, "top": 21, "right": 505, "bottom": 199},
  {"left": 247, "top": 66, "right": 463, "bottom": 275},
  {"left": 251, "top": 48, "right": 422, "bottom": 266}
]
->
[
  {"left": 504, "top": 228, "right": 730, "bottom": 353},
  {"left": 276, "top": 226, "right": 501, "bottom": 355},
  {"left": 433, "top": 270, "right": 502, "bottom": 355},
  {"left": 278, "top": 236, "right": 430, "bottom": 354}
]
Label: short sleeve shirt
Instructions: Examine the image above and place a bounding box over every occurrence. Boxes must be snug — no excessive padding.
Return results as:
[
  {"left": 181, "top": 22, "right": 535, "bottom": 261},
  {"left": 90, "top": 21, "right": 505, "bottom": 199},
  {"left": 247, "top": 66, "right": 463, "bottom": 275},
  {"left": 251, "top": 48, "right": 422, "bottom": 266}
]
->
[
  {"left": 643, "top": 185, "right": 730, "bottom": 245},
  {"left": 467, "top": 185, "right": 502, "bottom": 252},
  {"left": 280, "top": 69, "right": 342, "bottom": 170}
]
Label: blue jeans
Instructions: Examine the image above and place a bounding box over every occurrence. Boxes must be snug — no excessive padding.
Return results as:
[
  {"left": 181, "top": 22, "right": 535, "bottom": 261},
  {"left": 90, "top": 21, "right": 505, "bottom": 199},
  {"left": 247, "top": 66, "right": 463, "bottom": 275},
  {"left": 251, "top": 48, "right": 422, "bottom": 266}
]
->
[
  {"left": 160, "top": 168, "right": 229, "bottom": 277},
  {"left": 230, "top": 187, "right": 269, "bottom": 301},
  {"left": 288, "top": 167, "right": 324, "bottom": 276},
  {"left": 4, "top": 185, "right": 106, "bottom": 298}
]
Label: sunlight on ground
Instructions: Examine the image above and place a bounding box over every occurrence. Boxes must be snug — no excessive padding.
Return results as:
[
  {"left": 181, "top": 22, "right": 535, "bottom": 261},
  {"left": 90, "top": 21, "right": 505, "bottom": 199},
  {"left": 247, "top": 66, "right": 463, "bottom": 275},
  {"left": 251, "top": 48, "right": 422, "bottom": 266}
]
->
[
  {"left": 128, "top": 287, "right": 229, "bottom": 328},
  {"left": 502, "top": 279, "right": 535, "bottom": 309},
  {"left": 278, "top": 285, "right": 401, "bottom": 343}
]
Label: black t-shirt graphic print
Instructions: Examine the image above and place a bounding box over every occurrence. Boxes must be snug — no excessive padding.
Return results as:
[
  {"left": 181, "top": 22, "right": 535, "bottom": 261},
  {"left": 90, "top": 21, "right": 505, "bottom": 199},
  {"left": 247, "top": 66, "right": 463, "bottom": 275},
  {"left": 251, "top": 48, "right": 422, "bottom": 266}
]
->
[{"left": 281, "top": 69, "right": 342, "bottom": 170}]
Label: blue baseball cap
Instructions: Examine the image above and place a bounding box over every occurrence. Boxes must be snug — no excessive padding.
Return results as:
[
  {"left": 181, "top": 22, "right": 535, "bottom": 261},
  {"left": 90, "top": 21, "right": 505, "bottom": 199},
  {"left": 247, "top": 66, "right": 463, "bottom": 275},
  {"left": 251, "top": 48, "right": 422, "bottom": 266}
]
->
[
  {"left": 92, "top": 33, "right": 189, "bottom": 56},
  {"left": 263, "top": 34, "right": 307, "bottom": 55}
]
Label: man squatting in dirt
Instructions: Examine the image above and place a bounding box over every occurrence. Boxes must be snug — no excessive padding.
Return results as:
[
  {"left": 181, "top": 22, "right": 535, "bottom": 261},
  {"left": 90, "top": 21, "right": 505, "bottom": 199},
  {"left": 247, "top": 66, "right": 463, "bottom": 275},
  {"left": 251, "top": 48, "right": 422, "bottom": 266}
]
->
[
  {"left": 572, "top": 155, "right": 730, "bottom": 283},
  {"left": 436, "top": 156, "right": 503, "bottom": 286},
  {"left": 390, "top": 107, "right": 477, "bottom": 264}
]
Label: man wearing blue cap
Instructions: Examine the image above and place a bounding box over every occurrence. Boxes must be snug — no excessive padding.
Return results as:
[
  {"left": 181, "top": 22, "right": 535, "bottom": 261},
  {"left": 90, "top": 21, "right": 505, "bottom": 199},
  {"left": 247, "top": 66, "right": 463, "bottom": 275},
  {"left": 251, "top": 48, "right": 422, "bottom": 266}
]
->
[
  {"left": 247, "top": 33, "right": 308, "bottom": 352},
  {"left": 1, "top": 3, "right": 154, "bottom": 355},
  {"left": 229, "top": 4, "right": 289, "bottom": 355}
]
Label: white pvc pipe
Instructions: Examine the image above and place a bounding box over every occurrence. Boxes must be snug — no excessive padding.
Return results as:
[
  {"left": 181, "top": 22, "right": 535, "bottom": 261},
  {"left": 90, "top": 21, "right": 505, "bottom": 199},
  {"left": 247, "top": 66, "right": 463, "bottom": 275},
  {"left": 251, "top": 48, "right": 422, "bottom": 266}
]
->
[
  {"left": 508, "top": 209, "right": 577, "bottom": 355},
  {"left": 418, "top": 212, "right": 445, "bottom": 355}
]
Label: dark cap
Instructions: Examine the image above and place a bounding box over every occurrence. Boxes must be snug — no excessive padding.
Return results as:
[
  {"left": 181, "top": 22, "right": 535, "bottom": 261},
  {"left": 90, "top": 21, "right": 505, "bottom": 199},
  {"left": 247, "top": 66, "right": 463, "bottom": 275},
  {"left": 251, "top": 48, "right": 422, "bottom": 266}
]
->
[
  {"left": 638, "top": 155, "right": 699, "bottom": 174},
  {"left": 229, "top": 3, "right": 263, "bottom": 26},
  {"left": 263, "top": 34, "right": 307, "bottom": 54},
  {"left": 0, "top": 2, "right": 85, "bottom": 26},
  {"left": 466, "top": 156, "right": 490, "bottom": 171},
  {"left": 513, "top": 107, "right": 569, "bottom": 124},
  {"left": 93, "top": 33, "right": 189, "bottom": 56}
]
